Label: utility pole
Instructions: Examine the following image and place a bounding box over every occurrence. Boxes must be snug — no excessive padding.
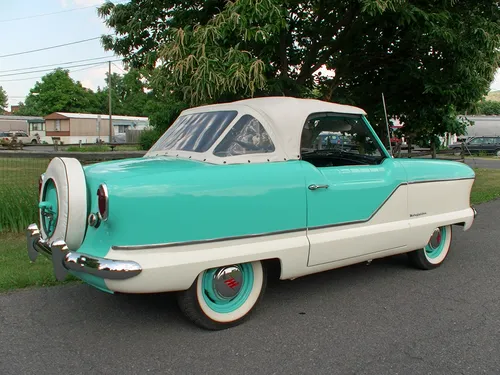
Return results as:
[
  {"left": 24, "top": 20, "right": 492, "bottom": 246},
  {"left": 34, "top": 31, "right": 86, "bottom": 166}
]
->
[{"left": 108, "top": 60, "right": 112, "bottom": 143}]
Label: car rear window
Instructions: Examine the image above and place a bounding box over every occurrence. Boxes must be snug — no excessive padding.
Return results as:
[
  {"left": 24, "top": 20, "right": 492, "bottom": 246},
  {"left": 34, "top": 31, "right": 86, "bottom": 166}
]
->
[{"left": 150, "top": 111, "right": 238, "bottom": 153}]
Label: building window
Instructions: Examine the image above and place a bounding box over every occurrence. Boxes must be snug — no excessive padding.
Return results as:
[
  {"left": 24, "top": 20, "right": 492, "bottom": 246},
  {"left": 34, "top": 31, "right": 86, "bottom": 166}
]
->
[
  {"left": 117, "top": 125, "right": 128, "bottom": 134},
  {"left": 55, "top": 120, "right": 61, "bottom": 131},
  {"left": 31, "top": 123, "right": 44, "bottom": 131}
]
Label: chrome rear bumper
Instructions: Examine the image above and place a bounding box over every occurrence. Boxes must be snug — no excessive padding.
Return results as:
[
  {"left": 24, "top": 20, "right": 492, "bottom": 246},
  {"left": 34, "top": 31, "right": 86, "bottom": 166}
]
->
[{"left": 27, "top": 224, "right": 142, "bottom": 282}]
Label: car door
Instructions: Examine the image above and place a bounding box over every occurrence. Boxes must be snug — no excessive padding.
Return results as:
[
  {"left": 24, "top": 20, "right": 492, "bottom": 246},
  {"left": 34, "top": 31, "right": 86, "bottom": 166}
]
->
[
  {"left": 466, "top": 137, "right": 484, "bottom": 153},
  {"left": 300, "top": 113, "right": 410, "bottom": 267},
  {"left": 483, "top": 137, "right": 498, "bottom": 154},
  {"left": 14, "top": 132, "right": 28, "bottom": 144}
]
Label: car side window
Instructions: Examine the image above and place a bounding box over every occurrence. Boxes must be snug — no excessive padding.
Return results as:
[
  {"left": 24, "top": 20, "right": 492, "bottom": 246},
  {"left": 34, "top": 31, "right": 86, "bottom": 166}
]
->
[
  {"left": 485, "top": 137, "right": 497, "bottom": 144},
  {"left": 469, "top": 138, "right": 484, "bottom": 145},
  {"left": 300, "top": 114, "right": 386, "bottom": 167},
  {"left": 213, "top": 115, "right": 275, "bottom": 157}
]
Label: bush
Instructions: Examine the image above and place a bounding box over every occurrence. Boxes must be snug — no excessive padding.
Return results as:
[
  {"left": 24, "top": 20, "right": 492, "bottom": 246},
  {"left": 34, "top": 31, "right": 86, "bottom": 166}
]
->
[
  {"left": 139, "top": 128, "right": 162, "bottom": 150},
  {"left": 473, "top": 100, "right": 500, "bottom": 115}
]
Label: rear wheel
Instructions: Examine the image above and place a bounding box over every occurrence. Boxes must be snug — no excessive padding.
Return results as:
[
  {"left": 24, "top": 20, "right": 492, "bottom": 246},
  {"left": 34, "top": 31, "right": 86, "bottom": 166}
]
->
[
  {"left": 177, "top": 261, "right": 267, "bottom": 330},
  {"left": 408, "top": 225, "right": 452, "bottom": 270}
]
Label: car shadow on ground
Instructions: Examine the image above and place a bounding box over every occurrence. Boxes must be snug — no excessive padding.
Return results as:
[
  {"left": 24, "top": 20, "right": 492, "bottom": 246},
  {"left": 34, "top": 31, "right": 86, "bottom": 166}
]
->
[{"left": 95, "top": 252, "right": 413, "bottom": 328}]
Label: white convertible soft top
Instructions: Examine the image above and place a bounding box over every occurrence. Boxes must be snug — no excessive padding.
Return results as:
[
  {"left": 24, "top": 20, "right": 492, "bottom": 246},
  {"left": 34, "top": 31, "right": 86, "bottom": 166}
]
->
[{"left": 146, "top": 96, "right": 367, "bottom": 164}]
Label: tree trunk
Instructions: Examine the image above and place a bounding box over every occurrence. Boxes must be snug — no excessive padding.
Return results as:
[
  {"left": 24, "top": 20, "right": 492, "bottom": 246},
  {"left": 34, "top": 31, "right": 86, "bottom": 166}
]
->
[
  {"left": 431, "top": 141, "right": 436, "bottom": 159},
  {"left": 407, "top": 137, "right": 412, "bottom": 158}
]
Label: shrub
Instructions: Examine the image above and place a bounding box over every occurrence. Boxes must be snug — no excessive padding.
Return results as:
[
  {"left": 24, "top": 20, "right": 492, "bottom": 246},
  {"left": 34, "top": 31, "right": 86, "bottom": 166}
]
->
[{"left": 139, "top": 128, "right": 162, "bottom": 150}]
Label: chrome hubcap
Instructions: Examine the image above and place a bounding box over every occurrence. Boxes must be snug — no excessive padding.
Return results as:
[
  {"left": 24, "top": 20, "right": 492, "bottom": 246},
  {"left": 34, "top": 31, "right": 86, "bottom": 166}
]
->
[
  {"left": 428, "top": 228, "right": 442, "bottom": 249},
  {"left": 212, "top": 265, "right": 243, "bottom": 299}
]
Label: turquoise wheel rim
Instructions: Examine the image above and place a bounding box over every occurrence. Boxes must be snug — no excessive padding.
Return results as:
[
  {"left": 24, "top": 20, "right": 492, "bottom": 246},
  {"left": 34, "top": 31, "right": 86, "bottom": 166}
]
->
[
  {"left": 40, "top": 178, "right": 58, "bottom": 237},
  {"left": 425, "top": 227, "right": 447, "bottom": 259},
  {"left": 201, "top": 263, "right": 254, "bottom": 313}
]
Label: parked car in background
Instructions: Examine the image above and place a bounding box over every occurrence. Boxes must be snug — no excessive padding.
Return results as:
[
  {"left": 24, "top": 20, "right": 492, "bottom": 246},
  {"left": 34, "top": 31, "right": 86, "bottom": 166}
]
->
[
  {"left": 0, "top": 132, "right": 10, "bottom": 143},
  {"left": 449, "top": 136, "right": 500, "bottom": 156},
  {"left": 1, "top": 130, "right": 40, "bottom": 144},
  {"left": 27, "top": 97, "right": 477, "bottom": 330}
]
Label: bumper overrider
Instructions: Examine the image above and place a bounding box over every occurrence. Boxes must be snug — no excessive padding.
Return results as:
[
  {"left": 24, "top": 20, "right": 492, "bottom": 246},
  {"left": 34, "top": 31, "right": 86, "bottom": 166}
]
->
[{"left": 26, "top": 223, "right": 142, "bottom": 282}]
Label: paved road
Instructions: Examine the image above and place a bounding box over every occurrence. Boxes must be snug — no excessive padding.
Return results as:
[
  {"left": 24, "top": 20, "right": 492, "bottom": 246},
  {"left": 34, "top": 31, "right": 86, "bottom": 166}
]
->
[
  {"left": 1, "top": 201, "right": 500, "bottom": 375},
  {"left": 464, "top": 157, "right": 500, "bottom": 169}
]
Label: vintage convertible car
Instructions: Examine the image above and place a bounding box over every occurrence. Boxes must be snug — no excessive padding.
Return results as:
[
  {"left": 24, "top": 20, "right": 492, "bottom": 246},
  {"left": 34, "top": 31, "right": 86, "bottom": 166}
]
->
[{"left": 27, "top": 97, "right": 477, "bottom": 330}]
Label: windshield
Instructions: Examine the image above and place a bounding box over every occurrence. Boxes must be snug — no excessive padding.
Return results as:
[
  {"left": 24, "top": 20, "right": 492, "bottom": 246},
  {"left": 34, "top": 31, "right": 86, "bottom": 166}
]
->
[{"left": 150, "top": 111, "right": 238, "bottom": 153}]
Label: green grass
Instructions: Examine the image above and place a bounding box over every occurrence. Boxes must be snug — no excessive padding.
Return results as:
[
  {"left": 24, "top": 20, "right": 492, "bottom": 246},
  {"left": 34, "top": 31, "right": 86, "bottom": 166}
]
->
[
  {"left": 0, "top": 232, "right": 79, "bottom": 292},
  {"left": 0, "top": 158, "right": 49, "bottom": 232},
  {"left": 66, "top": 145, "right": 111, "bottom": 152},
  {"left": 470, "top": 168, "right": 500, "bottom": 205}
]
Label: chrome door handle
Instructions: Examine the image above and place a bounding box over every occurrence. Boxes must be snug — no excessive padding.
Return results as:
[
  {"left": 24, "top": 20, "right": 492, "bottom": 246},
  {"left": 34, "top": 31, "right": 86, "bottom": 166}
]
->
[{"left": 308, "top": 184, "right": 329, "bottom": 190}]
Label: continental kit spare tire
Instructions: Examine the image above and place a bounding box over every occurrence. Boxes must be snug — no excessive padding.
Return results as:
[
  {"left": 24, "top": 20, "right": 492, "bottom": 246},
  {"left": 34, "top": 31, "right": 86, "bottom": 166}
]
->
[{"left": 39, "top": 157, "right": 87, "bottom": 251}]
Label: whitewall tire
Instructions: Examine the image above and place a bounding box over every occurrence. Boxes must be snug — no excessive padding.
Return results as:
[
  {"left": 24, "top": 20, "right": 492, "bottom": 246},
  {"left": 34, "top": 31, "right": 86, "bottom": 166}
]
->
[
  {"left": 177, "top": 261, "right": 267, "bottom": 330},
  {"left": 408, "top": 225, "right": 452, "bottom": 270}
]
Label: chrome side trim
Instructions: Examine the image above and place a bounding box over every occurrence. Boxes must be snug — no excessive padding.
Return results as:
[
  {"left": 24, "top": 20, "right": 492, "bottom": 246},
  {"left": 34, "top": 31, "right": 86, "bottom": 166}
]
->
[
  {"left": 407, "top": 177, "right": 475, "bottom": 184},
  {"left": 26, "top": 224, "right": 141, "bottom": 281},
  {"left": 112, "top": 177, "right": 475, "bottom": 251},
  {"left": 112, "top": 227, "right": 307, "bottom": 251}
]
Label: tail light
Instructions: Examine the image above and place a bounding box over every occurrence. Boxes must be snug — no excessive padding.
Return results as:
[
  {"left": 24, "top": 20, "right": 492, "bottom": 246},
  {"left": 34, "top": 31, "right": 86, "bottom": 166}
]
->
[{"left": 97, "top": 184, "right": 109, "bottom": 221}]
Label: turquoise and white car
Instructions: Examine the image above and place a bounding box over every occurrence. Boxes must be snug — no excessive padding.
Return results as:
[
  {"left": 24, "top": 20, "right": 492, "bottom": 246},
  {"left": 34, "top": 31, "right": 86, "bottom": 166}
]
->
[{"left": 27, "top": 97, "right": 477, "bottom": 330}]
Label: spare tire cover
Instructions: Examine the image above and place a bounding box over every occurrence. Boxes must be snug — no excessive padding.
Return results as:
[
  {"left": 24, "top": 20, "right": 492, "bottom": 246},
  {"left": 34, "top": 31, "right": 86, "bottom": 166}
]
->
[{"left": 39, "top": 157, "right": 87, "bottom": 250}]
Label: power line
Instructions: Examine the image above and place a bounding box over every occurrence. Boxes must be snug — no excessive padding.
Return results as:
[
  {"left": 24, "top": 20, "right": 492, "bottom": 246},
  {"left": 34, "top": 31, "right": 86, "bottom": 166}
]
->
[
  {"left": 0, "top": 4, "right": 97, "bottom": 23},
  {"left": 0, "top": 62, "right": 111, "bottom": 82},
  {"left": 0, "top": 59, "right": 122, "bottom": 78},
  {"left": 0, "top": 56, "right": 115, "bottom": 74},
  {"left": 0, "top": 1, "right": 129, "bottom": 23},
  {"left": 0, "top": 37, "right": 102, "bottom": 58},
  {"left": 112, "top": 62, "right": 126, "bottom": 74}
]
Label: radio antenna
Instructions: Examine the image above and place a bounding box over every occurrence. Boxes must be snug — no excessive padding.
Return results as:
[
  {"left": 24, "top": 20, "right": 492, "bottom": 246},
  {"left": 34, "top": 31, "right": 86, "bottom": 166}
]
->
[{"left": 381, "top": 93, "right": 393, "bottom": 156}]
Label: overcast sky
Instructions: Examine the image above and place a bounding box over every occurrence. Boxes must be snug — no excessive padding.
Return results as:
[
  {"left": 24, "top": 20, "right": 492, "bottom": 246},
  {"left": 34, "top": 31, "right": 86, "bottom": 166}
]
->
[{"left": 1, "top": 0, "right": 499, "bottom": 110}]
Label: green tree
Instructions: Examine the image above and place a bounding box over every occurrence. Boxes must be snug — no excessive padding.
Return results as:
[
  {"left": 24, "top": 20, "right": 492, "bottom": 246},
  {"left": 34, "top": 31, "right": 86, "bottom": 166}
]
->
[
  {"left": 0, "top": 86, "right": 7, "bottom": 113},
  {"left": 104, "top": 69, "right": 150, "bottom": 116},
  {"left": 17, "top": 69, "right": 100, "bottom": 116},
  {"left": 99, "top": 0, "right": 500, "bottom": 152}
]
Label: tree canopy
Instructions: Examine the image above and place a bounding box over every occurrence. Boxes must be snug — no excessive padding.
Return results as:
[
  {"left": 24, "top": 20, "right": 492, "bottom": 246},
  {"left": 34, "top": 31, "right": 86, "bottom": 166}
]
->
[
  {"left": 17, "top": 69, "right": 100, "bottom": 116},
  {"left": 98, "top": 0, "right": 500, "bottom": 144},
  {"left": 16, "top": 68, "right": 149, "bottom": 118},
  {"left": 0, "top": 86, "right": 7, "bottom": 113}
]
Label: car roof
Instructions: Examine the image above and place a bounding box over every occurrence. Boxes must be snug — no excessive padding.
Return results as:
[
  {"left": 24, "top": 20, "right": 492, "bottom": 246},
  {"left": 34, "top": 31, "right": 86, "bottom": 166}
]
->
[{"left": 177, "top": 96, "right": 366, "bottom": 162}]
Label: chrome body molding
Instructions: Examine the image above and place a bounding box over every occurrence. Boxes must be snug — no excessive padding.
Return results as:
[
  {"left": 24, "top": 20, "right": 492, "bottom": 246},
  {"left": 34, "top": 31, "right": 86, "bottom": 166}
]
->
[
  {"left": 26, "top": 223, "right": 142, "bottom": 281},
  {"left": 111, "top": 227, "right": 306, "bottom": 251},
  {"left": 407, "top": 177, "right": 475, "bottom": 184}
]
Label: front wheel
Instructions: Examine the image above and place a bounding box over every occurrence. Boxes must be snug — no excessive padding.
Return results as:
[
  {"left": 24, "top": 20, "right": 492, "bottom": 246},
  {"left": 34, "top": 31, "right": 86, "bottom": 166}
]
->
[
  {"left": 407, "top": 225, "right": 452, "bottom": 270},
  {"left": 177, "top": 261, "right": 267, "bottom": 330}
]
